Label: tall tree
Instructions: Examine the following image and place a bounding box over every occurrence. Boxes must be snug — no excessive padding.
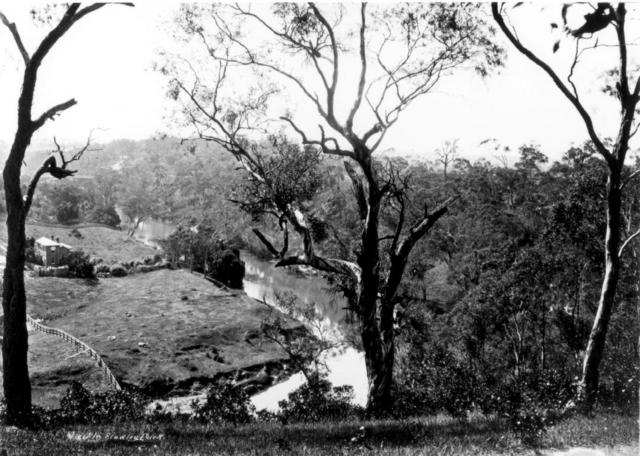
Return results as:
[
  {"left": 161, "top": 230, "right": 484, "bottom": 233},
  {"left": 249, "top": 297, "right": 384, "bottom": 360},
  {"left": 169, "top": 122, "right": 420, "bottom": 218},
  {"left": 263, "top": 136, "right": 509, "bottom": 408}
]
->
[
  {"left": 492, "top": 2, "right": 640, "bottom": 411},
  {"left": 0, "top": 3, "right": 122, "bottom": 426},
  {"left": 167, "top": 2, "right": 502, "bottom": 415}
]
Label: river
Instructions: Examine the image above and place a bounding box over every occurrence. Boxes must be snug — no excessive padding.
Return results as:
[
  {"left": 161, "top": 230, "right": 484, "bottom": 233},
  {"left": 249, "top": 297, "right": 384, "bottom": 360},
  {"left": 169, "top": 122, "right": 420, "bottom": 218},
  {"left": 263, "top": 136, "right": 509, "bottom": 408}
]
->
[
  {"left": 135, "top": 219, "right": 368, "bottom": 411},
  {"left": 243, "top": 253, "right": 367, "bottom": 410}
]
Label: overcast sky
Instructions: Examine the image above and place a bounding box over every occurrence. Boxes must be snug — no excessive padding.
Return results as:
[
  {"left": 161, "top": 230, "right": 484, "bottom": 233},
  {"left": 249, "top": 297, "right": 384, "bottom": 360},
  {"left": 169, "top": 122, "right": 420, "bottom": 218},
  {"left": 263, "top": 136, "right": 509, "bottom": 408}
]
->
[{"left": 0, "top": 2, "right": 636, "bottom": 164}]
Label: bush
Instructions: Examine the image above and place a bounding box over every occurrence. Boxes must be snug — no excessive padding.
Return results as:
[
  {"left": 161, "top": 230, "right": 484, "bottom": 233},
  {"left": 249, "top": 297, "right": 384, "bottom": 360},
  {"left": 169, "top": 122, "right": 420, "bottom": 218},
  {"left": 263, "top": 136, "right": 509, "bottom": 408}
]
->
[
  {"left": 394, "top": 344, "right": 479, "bottom": 418},
  {"left": 277, "top": 373, "right": 361, "bottom": 423},
  {"left": 58, "top": 382, "right": 143, "bottom": 425},
  {"left": 160, "top": 223, "right": 245, "bottom": 289},
  {"left": 66, "top": 250, "right": 95, "bottom": 278},
  {"left": 24, "top": 237, "right": 43, "bottom": 265},
  {"left": 209, "top": 249, "right": 245, "bottom": 289},
  {"left": 476, "top": 371, "right": 574, "bottom": 446},
  {"left": 109, "top": 263, "right": 128, "bottom": 277},
  {"left": 87, "top": 205, "right": 121, "bottom": 227},
  {"left": 25, "top": 382, "right": 144, "bottom": 428},
  {"left": 192, "top": 382, "right": 255, "bottom": 425},
  {"left": 25, "top": 248, "right": 43, "bottom": 266}
]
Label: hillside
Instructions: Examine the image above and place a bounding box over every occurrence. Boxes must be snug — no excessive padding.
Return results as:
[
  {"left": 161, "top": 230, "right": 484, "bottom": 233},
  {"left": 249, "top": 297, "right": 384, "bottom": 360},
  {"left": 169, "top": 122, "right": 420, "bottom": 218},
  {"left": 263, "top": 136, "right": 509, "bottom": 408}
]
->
[
  {"left": 0, "top": 253, "right": 303, "bottom": 407},
  {"left": 0, "top": 223, "right": 158, "bottom": 264}
]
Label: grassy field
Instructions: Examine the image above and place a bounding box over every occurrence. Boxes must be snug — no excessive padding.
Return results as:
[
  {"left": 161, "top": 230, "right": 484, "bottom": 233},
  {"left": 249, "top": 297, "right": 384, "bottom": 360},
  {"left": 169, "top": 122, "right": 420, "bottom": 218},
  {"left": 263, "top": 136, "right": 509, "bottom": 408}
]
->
[
  {"left": 0, "top": 269, "right": 302, "bottom": 407},
  {"left": 0, "top": 413, "right": 636, "bottom": 455},
  {"left": 0, "top": 223, "right": 158, "bottom": 264}
]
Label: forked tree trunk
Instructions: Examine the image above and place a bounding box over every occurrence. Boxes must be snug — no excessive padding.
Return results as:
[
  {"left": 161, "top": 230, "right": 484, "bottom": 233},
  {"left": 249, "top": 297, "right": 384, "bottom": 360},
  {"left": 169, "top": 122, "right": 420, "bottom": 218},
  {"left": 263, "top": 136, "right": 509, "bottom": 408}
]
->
[{"left": 578, "top": 168, "right": 622, "bottom": 412}]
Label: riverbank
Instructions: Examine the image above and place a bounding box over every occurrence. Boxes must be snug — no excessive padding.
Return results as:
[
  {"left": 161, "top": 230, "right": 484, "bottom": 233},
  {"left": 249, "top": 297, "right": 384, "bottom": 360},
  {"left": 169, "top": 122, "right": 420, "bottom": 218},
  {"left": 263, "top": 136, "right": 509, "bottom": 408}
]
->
[{"left": 0, "top": 412, "right": 635, "bottom": 455}]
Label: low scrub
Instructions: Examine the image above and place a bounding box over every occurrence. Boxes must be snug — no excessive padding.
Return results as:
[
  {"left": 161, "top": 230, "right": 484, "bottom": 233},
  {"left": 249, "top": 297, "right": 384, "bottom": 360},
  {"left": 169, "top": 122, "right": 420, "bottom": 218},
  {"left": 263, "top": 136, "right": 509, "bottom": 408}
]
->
[
  {"left": 192, "top": 382, "right": 255, "bottom": 425},
  {"left": 276, "top": 373, "right": 363, "bottom": 423},
  {"left": 66, "top": 250, "right": 96, "bottom": 278}
]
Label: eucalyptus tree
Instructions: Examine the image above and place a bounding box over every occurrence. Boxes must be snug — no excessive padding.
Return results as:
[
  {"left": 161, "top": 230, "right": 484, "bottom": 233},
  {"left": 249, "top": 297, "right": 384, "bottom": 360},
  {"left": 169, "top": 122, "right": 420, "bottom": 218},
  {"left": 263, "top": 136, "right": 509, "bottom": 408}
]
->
[
  {"left": 0, "top": 3, "right": 127, "bottom": 426},
  {"left": 166, "top": 2, "right": 502, "bottom": 415},
  {"left": 492, "top": 2, "right": 640, "bottom": 411}
]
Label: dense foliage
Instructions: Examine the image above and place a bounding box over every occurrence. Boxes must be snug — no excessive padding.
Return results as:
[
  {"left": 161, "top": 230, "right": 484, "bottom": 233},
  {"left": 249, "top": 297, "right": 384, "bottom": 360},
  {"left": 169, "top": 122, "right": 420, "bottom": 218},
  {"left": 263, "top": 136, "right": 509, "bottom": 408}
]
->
[
  {"left": 276, "top": 374, "right": 362, "bottom": 423},
  {"left": 192, "top": 382, "right": 255, "bottom": 425},
  {"left": 160, "top": 219, "right": 245, "bottom": 288},
  {"left": 391, "top": 145, "right": 639, "bottom": 422}
]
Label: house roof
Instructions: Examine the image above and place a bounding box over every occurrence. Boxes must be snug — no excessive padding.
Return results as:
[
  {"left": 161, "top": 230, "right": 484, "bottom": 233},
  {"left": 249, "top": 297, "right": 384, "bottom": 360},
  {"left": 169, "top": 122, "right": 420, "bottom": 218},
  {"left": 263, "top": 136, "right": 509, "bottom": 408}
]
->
[{"left": 35, "top": 237, "right": 72, "bottom": 250}]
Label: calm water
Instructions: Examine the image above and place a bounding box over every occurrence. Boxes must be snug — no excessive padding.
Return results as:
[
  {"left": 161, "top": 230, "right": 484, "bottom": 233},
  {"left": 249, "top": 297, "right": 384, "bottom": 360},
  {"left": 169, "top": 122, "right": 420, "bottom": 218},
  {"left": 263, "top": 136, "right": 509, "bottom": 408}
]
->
[{"left": 243, "top": 252, "right": 367, "bottom": 410}]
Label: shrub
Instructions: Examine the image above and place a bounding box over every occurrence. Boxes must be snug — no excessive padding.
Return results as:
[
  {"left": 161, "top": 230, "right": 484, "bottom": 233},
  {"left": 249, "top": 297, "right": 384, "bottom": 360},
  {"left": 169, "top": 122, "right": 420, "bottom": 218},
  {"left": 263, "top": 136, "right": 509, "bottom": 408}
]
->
[
  {"left": 160, "top": 222, "right": 245, "bottom": 289},
  {"left": 477, "top": 372, "right": 573, "bottom": 446},
  {"left": 23, "top": 382, "right": 145, "bottom": 428},
  {"left": 87, "top": 205, "right": 121, "bottom": 227},
  {"left": 58, "top": 382, "right": 143, "bottom": 425},
  {"left": 209, "top": 249, "right": 245, "bottom": 289},
  {"left": 24, "top": 236, "right": 43, "bottom": 265},
  {"left": 394, "top": 344, "right": 479, "bottom": 418},
  {"left": 66, "top": 250, "right": 95, "bottom": 278},
  {"left": 96, "top": 263, "right": 110, "bottom": 274},
  {"left": 277, "top": 373, "right": 361, "bottom": 423},
  {"left": 109, "top": 263, "right": 128, "bottom": 277},
  {"left": 192, "top": 382, "right": 255, "bottom": 425}
]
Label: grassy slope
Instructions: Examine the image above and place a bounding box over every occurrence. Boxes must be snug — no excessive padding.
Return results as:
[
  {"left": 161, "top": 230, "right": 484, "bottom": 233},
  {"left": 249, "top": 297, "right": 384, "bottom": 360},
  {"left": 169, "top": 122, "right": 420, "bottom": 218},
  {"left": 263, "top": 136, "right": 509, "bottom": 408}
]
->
[
  {"left": 0, "top": 269, "right": 301, "bottom": 407},
  {"left": 0, "top": 413, "right": 636, "bottom": 455},
  {"left": 1, "top": 223, "right": 158, "bottom": 264}
]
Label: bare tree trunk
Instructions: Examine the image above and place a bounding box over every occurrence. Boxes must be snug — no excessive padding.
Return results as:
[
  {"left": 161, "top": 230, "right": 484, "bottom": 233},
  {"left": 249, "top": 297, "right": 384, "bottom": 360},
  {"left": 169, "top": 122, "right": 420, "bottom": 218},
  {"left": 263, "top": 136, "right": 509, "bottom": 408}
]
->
[
  {"left": 2, "top": 128, "right": 31, "bottom": 425},
  {"left": 358, "top": 187, "right": 389, "bottom": 417},
  {"left": 0, "top": 3, "right": 114, "bottom": 427},
  {"left": 1, "top": 203, "right": 30, "bottom": 426},
  {"left": 578, "top": 169, "right": 622, "bottom": 412}
]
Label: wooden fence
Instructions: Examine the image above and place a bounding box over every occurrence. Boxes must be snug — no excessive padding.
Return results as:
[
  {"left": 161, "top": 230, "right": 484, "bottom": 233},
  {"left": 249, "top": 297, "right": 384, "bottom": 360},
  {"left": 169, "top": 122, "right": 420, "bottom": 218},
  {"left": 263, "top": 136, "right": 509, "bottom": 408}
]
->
[{"left": 26, "top": 314, "right": 121, "bottom": 391}]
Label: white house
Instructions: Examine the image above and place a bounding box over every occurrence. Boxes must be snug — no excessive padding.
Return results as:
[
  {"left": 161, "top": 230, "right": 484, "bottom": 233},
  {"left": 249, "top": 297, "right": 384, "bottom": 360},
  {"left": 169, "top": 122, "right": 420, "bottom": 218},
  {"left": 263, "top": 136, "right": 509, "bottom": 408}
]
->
[{"left": 35, "top": 237, "right": 73, "bottom": 267}]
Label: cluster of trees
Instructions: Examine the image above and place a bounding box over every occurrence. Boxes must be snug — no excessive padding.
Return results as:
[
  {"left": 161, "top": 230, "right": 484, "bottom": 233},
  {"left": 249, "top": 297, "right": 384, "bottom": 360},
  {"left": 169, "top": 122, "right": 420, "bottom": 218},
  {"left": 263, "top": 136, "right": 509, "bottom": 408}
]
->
[
  {"left": 2, "top": 1, "right": 640, "bottom": 428},
  {"left": 164, "top": 1, "right": 640, "bottom": 418},
  {"left": 161, "top": 219, "right": 246, "bottom": 289},
  {"left": 11, "top": 137, "right": 248, "bottom": 238},
  {"left": 394, "top": 145, "right": 638, "bottom": 416}
]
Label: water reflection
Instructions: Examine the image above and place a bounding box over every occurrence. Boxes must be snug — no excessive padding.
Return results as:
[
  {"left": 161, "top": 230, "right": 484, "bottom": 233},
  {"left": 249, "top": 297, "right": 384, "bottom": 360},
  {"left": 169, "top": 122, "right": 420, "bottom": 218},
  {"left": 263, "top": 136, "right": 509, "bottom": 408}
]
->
[{"left": 243, "top": 252, "right": 367, "bottom": 410}]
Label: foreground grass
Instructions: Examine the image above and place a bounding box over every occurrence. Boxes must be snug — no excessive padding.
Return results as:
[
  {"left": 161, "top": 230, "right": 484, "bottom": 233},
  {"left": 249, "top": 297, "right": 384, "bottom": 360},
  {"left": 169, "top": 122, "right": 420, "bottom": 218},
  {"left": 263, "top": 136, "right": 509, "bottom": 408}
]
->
[{"left": 0, "top": 413, "right": 636, "bottom": 455}]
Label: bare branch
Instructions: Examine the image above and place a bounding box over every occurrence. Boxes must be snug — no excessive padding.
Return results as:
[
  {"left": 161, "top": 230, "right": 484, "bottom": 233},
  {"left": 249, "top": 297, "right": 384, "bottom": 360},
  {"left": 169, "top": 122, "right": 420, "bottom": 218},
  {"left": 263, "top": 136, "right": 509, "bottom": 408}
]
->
[
  {"left": 281, "top": 116, "right": 354, "bottom": 158},
  {"left": 24, "top": 132, "right": 96, "bottom": 214},
  {"left": 345, "top": 3, "right": 367, "bottom": 134},
  {"left": 619, "top": 226, "right": 640, "bottom": 257},
  {"left": 252, "top": 228, "right": 281, "bottom": 258},
  {"left": 621, "top": 168, "right": 640, "bottom": 191},
  {"left": 492, "top": 3, "right": 612, "bottom": 164},
  {"left": 614, "top": 4, "right": 630, "bottom": 100},
  {"left": 0, "top": 11, "right": 29, "bottom": 64},
  {"left": 309, "top": 3, "right": 339, "bottom": 119},
  {"left": 31, "top": 98, "right": 77, "bottom": 132}
]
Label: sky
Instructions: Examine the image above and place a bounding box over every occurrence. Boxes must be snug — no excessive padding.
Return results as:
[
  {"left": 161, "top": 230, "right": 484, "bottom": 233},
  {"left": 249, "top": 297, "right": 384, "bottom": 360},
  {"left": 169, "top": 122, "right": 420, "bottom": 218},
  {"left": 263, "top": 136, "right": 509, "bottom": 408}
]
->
[{"left": 0, "top": 2, "right": 636, "bottom": 165}]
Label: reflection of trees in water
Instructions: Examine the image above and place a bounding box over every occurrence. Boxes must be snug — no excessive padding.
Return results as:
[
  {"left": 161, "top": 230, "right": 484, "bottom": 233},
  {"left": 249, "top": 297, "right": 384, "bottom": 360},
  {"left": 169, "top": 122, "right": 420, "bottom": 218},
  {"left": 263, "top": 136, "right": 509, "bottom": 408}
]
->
[{"left": 242, "top": 251, "right": 351, "bottom": 342}]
